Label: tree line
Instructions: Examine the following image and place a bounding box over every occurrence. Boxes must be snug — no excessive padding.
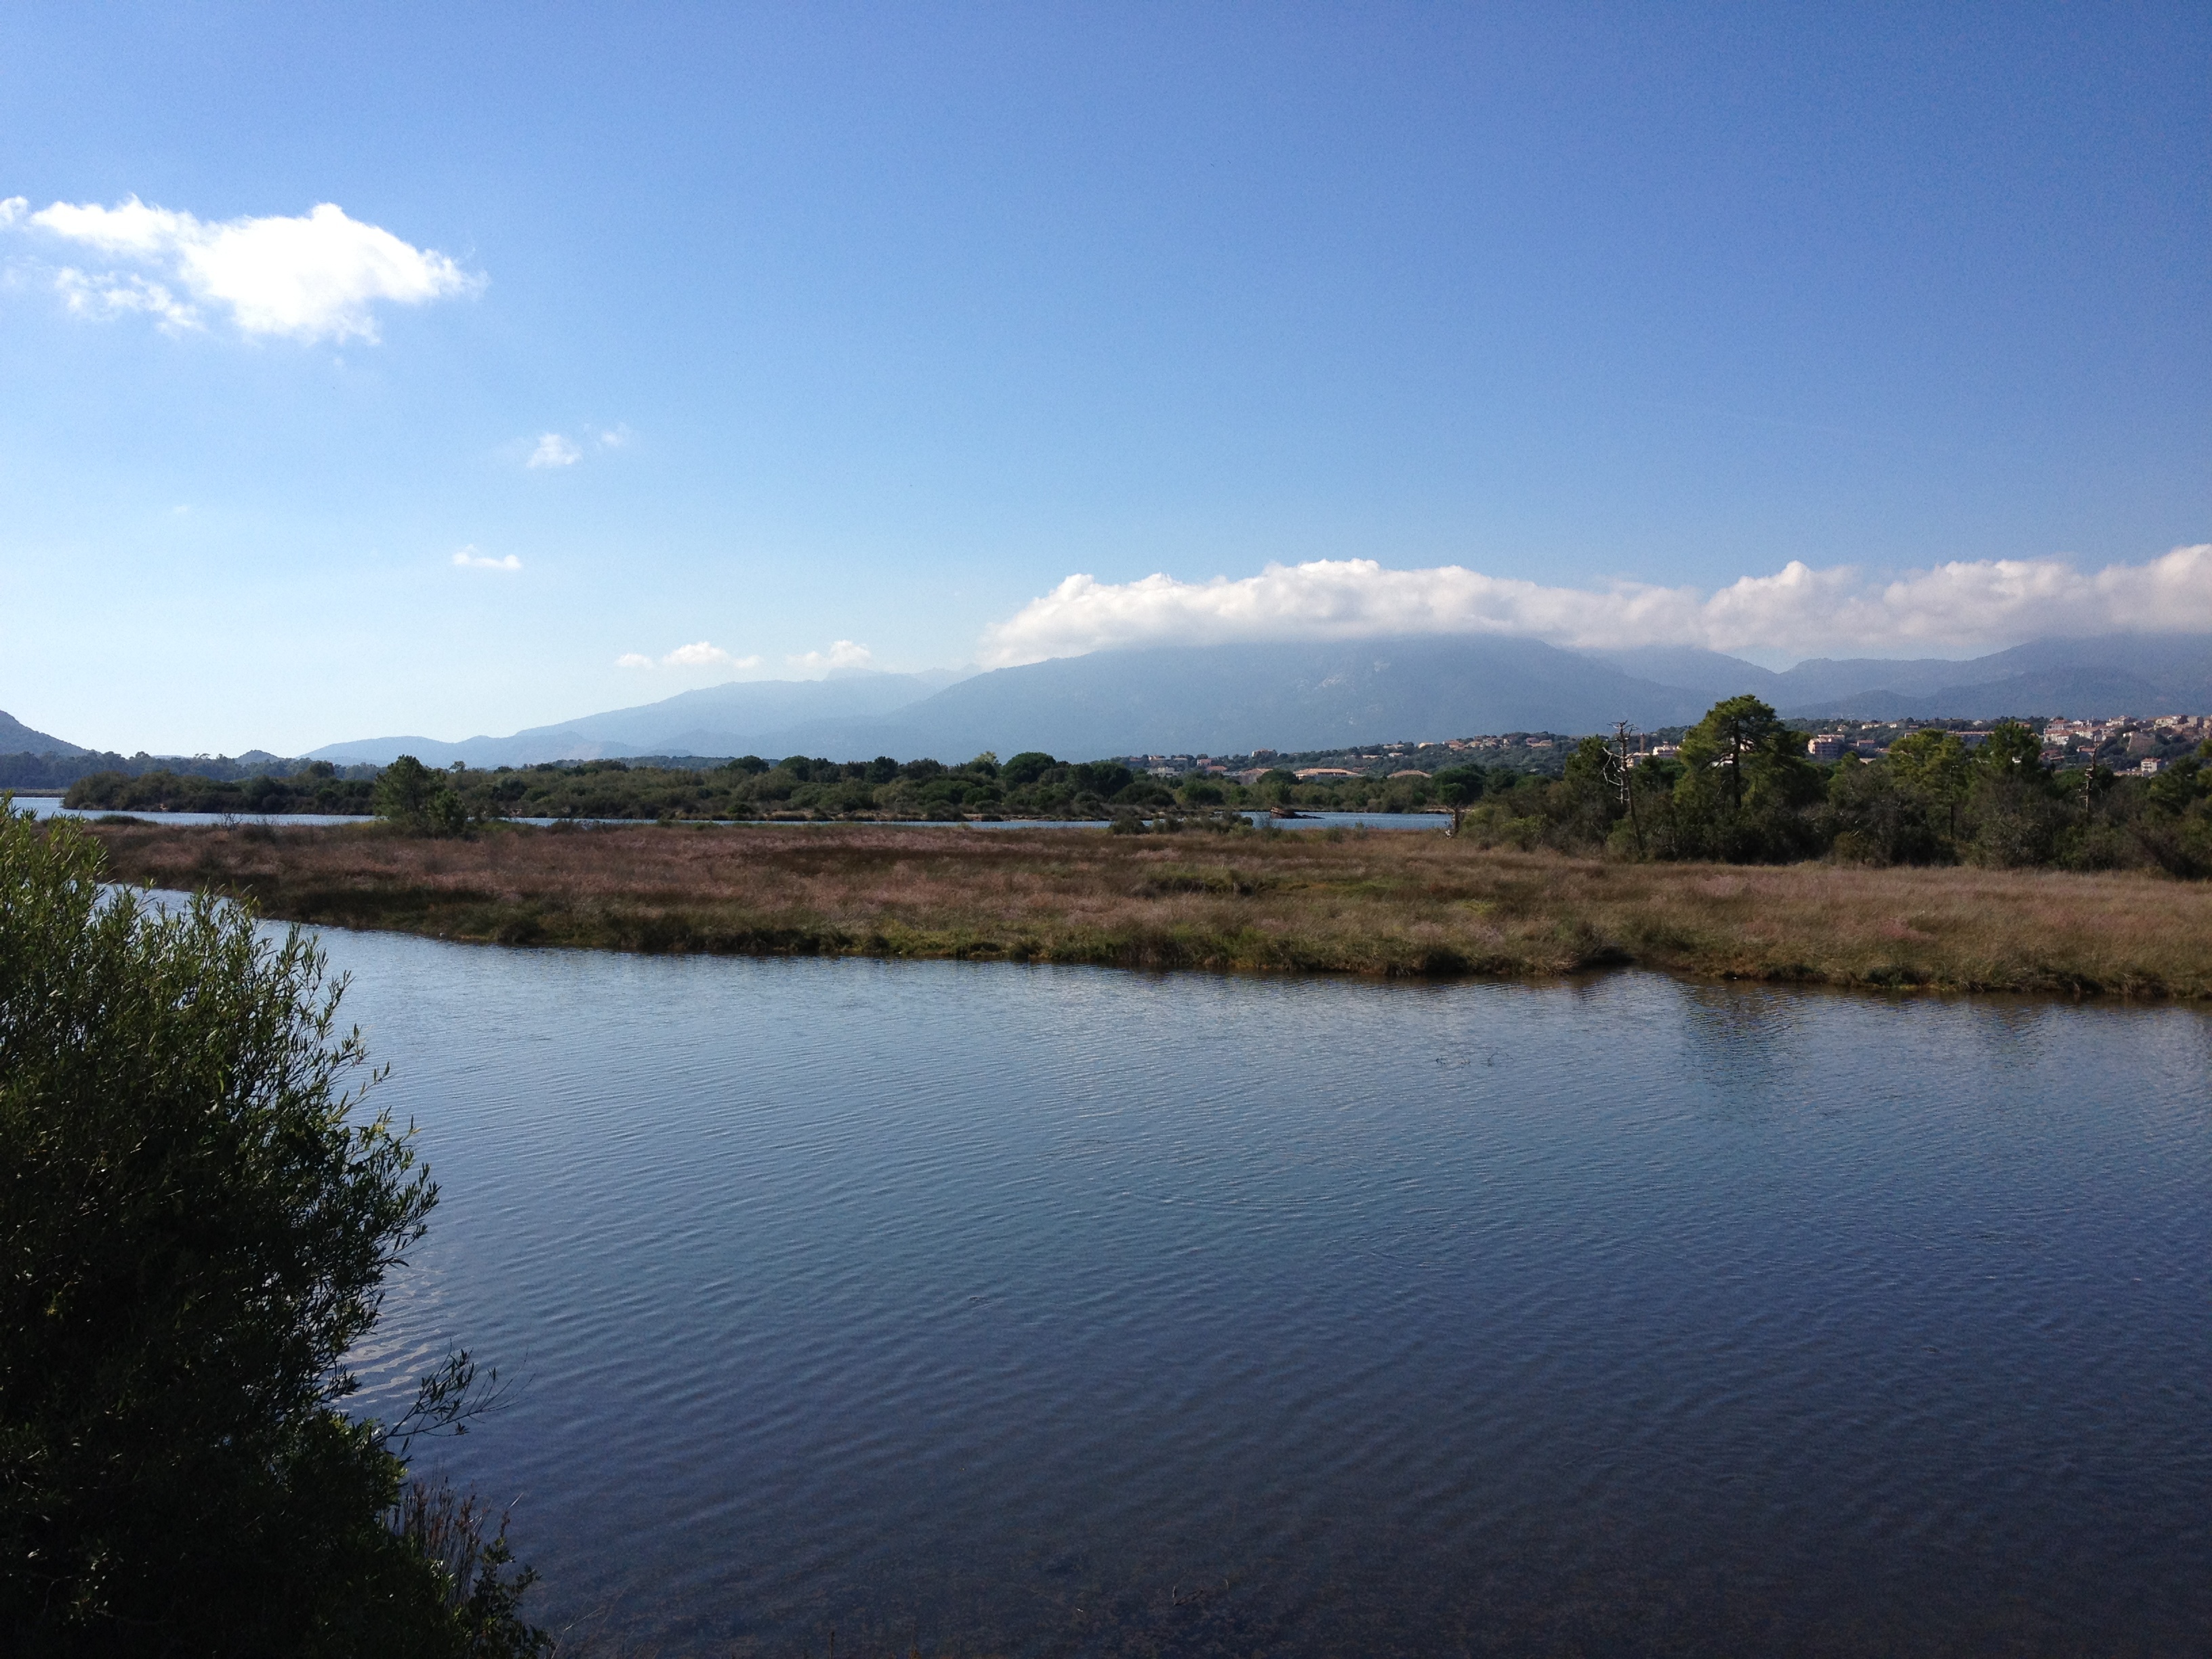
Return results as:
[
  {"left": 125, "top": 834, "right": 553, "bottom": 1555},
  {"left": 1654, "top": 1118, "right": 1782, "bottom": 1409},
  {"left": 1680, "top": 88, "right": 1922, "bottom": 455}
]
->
[
  {"left": 3, "top": 752, "right": 379, "bottom": 792},
  {"left": 1443, "top": 695, "right": 2212, "bottom": 876},
  {"left": 61, "top": 699, "right": 2212, "bottom": 876},
  {"left": 71, "top": 751, "right": 1168, "bottom": 823},
  {"left": 61, "top": 760, "right": 374, "bottom": 815}
]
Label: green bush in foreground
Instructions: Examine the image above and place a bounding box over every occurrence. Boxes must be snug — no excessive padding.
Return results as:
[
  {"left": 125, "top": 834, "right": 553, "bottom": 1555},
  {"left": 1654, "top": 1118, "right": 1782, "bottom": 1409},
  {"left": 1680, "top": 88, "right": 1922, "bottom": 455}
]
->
[{"left": 0, "top": 806, "right": 546, "bottom": 1656}]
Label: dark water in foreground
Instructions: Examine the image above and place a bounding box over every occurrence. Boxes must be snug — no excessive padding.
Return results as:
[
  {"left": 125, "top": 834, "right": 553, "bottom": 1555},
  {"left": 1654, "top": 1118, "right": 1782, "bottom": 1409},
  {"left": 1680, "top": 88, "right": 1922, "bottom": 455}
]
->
[{"left": 323, "top": 930, "right": 2212, "bottom": 1656}]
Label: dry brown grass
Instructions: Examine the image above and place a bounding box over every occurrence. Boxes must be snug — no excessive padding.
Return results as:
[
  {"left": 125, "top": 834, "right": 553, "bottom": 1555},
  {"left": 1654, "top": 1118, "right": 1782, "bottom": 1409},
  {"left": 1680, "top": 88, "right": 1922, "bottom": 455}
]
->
[{"left": 83, "top": 819, "right": 2212, "bottom": 998}]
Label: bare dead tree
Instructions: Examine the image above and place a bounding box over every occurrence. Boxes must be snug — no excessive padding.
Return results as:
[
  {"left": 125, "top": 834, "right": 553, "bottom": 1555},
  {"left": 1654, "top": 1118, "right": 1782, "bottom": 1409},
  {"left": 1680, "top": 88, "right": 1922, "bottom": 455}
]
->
[{"left": 1607, "top": 722, "right": 1646, "bottom": 857}]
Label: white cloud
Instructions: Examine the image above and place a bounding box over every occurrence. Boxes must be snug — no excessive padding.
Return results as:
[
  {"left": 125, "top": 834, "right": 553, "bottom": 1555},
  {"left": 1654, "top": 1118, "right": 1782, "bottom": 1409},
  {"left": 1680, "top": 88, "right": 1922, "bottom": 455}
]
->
[
  {"left": 527, "top": 432, "right": 581, "bottom": 469},
  {"left": 53, "top": 266, "right": 197, "bottom": 328},
  {"left": 979, "top": 545, "right": 2212, "bottom": 665},
  {"left": 14, "top": 196, "right": 479, "bottom": 342},
  {"left": 617, "top": 641, "right": 763, "bottom": 671},
  {"left": 787, "top": 640, "right": 874, "bottom": 674},
  {"left": 665, "top": 640, "right": 737, "bottom": 667},
  {"left": 523, "top": 426, "right": 628, "bottom": 468},
  {"left": 453, "top": 546, "right": 522, "bottom": 571}
]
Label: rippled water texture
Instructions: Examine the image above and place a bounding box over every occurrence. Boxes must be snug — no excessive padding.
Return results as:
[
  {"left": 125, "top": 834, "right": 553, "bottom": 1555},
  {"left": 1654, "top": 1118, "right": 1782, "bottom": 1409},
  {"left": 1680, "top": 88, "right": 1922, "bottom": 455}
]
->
[
  {"left": 325, "top": 932, "right": 2212, "bottom": 1656},
  {"left": 14, "top": 795, "right": 1436, "bottom": 830}
]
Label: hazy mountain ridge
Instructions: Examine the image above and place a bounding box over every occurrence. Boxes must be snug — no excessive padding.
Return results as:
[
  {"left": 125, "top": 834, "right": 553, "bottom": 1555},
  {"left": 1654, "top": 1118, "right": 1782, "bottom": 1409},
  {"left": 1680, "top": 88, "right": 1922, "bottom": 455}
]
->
[
  {"left": 719, "top": 638, "right": 1713, "bottom": 761},
  {"left": 278, "top": 631, "right": 2212, "bottom": 769},
  {"left": 685, "top": 634, "right": 2212, "bottom": 762},
  {"left": 308, "top": 670, "right": 972, "bottom": 767},
  {"left": 1770, "top": 634, "right": 2212, "bottom": 719},
  {"left": 0, "top": 710, "right": 87, "bottom": 757}
]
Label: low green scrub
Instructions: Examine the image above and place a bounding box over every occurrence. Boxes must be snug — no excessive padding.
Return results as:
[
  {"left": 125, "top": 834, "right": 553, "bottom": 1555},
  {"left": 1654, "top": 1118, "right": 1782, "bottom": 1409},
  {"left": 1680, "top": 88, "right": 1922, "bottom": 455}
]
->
[{"left": 64, "top": 762, "right": 373, "bottom": 815}]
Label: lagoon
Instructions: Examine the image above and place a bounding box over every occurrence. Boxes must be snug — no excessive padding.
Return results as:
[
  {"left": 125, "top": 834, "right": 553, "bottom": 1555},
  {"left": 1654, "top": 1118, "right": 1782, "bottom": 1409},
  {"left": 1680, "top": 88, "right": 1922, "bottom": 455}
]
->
[
  {"left": 321, "top": 929, "right": 2212, "bottom": 1656},
  {"left": 14, "top": 794, "right": 1444, "bottom": 831}
]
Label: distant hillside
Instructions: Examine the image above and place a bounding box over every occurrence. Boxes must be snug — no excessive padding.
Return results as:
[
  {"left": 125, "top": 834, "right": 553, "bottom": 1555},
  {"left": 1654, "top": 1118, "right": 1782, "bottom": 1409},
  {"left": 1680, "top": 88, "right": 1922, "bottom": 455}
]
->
[
  {"left": 295, "top": 632, "right": 2212, "bottom": 769},
  {"left": 0, "top": 710, "right": 87, "bottom": 757},
  {"left": 1577, "top": 647, "right": 1786, "bottom": 702},
  {"left": 724, "top": 632, "right": 2212, "bottom": 759},
  {"left": 724, "top": 636, "right": 1715, "bottom": 760},
  {"left": 310, "top": 669, "right": 972, "bottom": 766},
  {"left": 1773, "top": 634, "right": 2212, "bottom": 718}
]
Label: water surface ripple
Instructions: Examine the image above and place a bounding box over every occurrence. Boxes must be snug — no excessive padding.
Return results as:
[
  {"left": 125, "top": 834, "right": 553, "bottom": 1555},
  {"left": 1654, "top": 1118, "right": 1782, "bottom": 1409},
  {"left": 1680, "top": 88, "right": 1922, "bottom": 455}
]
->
[{"left": 326, "top": 935, "right": 2212, "bottom": 1656}]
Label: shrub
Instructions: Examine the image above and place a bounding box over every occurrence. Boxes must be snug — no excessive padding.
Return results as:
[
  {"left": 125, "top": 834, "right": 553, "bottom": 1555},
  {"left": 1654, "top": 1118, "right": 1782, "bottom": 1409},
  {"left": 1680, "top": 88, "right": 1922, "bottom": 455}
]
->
[
  {"left": 373, "top": 756, "right": 470, "bottom": 838},
  {"left": 0, "top": 807, "right": 545, "bottom": 1657}
]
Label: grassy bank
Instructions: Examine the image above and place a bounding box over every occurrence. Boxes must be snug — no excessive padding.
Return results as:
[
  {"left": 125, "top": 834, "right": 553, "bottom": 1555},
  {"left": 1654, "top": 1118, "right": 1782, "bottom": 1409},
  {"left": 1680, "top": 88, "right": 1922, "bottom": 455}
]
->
[{"left": 81, "top": 819, "right": 2212, "bottom": 999}]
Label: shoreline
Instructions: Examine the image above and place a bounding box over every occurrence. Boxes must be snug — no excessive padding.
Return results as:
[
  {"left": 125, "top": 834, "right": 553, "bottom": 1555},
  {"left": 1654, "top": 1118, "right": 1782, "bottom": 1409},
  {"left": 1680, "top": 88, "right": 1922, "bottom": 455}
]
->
[{"left": 80, "top": 819, "right": 2212, "bottom": 1002}]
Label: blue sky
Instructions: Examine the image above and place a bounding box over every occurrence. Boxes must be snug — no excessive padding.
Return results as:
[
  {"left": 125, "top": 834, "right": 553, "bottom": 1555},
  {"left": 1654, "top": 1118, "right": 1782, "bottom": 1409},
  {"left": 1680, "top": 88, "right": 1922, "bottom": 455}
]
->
[{"left": 2, "top": 3, "right": 2206, "bottom": 754}]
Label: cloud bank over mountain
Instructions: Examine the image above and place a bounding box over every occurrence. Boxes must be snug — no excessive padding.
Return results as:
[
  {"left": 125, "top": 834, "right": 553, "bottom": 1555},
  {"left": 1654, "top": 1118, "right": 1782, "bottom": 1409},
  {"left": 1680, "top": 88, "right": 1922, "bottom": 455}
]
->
[{"left": 982, "top": 545, "right": 2212, "bottom": 666}]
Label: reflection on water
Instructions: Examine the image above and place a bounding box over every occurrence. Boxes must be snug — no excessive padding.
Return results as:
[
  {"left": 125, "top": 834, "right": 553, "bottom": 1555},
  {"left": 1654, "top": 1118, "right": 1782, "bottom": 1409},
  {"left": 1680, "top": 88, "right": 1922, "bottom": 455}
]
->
[
  {"left": 10, "top": 794, "right": 1441, "bottom": 832},
  {"left": 305, "top": 935, "right": 2212, "bottom": 1656},
  {"left": 8, "top": 795, "right": 371, "bottom": 826},
  {"left": 1679, "top": 983, "right": 1810, "bottom": 1106}
]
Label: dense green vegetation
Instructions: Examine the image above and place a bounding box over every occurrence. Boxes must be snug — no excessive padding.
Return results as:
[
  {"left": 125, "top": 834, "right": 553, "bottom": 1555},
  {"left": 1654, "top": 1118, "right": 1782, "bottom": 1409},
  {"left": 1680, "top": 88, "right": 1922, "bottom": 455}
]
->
[
  {"left": 377, "top": 750, "right": 1496, "bottom": 823},
  {"left": 0, "top": 808, "right": 544, "bottom": 1656},
  {"left": 372, "top": 755, "right": 470, "bottom": 836},
  {"left": 62, "top": 760, "right": 374, "bottom": 815},
  {"left": 1452, "top": 697, "right": 2212, "bottom": 875},
  {"left": 7, "top": 752, "right": 380, "bottom": 792},
  {"left": 63, "top": 749, "right": 1469, "bottom": 822},
  {"left": 447, "top": 751, "right": 1166, "bottom": 821}
]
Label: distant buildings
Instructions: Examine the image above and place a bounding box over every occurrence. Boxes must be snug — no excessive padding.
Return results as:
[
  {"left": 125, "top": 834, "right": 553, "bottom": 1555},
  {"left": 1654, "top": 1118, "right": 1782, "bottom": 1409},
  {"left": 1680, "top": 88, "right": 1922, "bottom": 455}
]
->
[
  {"left": 2046, "top": 714, "right": 2211, "bottom": 745},
  {"left": 2032, "top": 716, "right": 2209, "bottom": 773},
  {"left": 1107, "top": 714, "right": 2203, "bottom": 790}
]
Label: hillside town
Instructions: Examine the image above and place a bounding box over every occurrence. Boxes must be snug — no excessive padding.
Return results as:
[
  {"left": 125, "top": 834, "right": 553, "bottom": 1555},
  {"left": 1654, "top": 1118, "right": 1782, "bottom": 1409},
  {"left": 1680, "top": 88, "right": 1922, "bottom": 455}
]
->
[{"left": 1118, "top": 713, "right": 2212, "bottom": 784}]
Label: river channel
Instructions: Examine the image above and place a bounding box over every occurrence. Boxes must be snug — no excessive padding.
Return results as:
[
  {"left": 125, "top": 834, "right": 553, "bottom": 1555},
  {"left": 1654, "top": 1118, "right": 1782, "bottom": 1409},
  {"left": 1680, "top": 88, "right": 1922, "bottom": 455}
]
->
[{"left": 316, "top": 927, "right": 2211, "bottom": 1656}]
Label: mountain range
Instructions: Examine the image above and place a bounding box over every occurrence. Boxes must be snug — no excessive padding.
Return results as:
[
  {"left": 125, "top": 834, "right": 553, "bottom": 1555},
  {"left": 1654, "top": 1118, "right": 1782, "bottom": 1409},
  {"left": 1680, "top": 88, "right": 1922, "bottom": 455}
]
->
[
  {"left": 302, "top": 632, "right": 2212, "bottom": 767},
  {"left": 308, "top": 670, "right": 970, "bottom": 768},
  {"left": 0, "top": 710, "right": 87, "bottom": 757}
]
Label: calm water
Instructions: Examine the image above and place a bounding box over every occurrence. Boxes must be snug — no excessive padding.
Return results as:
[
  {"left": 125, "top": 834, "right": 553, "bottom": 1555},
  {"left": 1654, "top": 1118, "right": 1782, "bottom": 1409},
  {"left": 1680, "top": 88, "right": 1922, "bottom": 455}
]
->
[
  {"left": 13, "top": 794, "right": 1441, "bottom": 831},
  {"left": 304, "top": 932, "right": 2212, "bottom": 1656},
  {"left": 11, "top": 795, "right": 372, "bottom": 826}
]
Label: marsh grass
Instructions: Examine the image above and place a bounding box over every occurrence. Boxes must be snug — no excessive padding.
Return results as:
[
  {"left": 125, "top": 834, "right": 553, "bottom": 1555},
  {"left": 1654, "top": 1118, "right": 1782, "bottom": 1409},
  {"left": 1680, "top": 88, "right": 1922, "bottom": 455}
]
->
[
  {"left": 388, "top": 1477, "right": 527, "bottom": 1616},
  {"left": 86, "top": 819, "right": 2212, "bottom": 998}
]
